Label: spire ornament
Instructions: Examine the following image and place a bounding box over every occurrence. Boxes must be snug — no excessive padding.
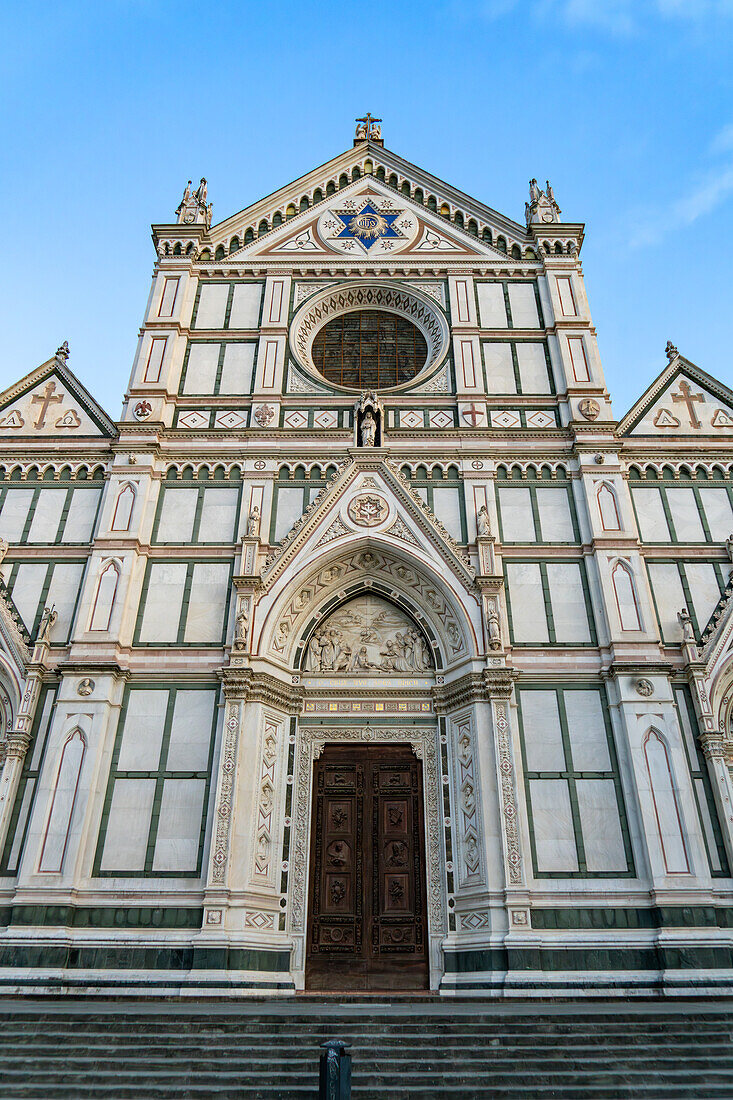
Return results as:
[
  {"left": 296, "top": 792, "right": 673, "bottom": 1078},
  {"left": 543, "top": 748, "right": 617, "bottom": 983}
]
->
[
  {"left": 525, "top": 179, "right": 561, "bottom": 226},
  {"left": 665, "top": 340, "right": 679, "bottom": 362},
  {"left": 55, "top": 341, "right": 69, "bottom": 363},
  {"left": 176, "top": 177, "right": 212, "bottom": 227}
]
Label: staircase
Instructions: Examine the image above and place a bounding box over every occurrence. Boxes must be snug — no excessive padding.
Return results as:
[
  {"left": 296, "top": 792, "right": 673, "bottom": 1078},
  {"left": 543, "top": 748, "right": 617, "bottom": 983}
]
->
[{"left": 1, "top": 1000, "right": 732, "bottom": 1098}]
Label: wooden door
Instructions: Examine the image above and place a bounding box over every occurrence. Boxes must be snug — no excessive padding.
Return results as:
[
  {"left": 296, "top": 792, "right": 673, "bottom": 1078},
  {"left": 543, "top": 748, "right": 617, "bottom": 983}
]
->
[{"left": 305, "top": 744, "right": 429, "bottom": 991}]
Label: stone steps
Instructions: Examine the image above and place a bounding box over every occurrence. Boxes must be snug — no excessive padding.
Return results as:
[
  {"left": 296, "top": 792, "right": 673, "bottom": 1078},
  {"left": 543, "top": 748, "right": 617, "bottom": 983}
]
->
[{"left": 1, "top": 1003, "right": 733, "bottom": 1098}]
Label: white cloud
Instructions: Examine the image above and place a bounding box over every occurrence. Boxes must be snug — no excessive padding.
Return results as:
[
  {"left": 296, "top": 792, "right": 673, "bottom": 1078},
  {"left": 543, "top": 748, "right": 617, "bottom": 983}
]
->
[
  {"left": 465, "top": 0, "right": 733, "bottom": 31},
  {"left": 630, "top": 160, "right": 733, "bottom": 247}
]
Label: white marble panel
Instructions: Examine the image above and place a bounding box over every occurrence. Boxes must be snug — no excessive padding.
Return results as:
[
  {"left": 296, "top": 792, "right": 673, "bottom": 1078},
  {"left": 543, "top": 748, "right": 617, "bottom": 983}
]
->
[
  {"left": 183, "top": 563, "right": 230, "bottom": 643},
  {"left": 699, "top": 488, "right": 733, "bottom": 542},
  {"left": 498, "top": 487, "right": 535, "bottom": 542},
  {"left": 508, "top": 283, "right": 540, "bottom": 328},
  {"left": 674, "top": 687, "right": 698, "bottom": 762},
  {"left": 685, "top": 562, "right": 723, "bottom": 633},
  {"left": 166, "top": 690, "right": 215, "bottom": 771},
  {"left": 632, "top": 488, "right": 670, "bottom": 543},
  {"left": 506, "top": 563, "right": 549, "bottom": 642},
  {"left": 152, "top": 779, "right": 206, "bottom": 872},
  {"left": 10, "top": 563, "right": 48, "bottom": 632},
  {"left": 183, "top": 344, "right": 219, "bottom": 394},
  {"left": 547, "top": 563, "right": 591, "bottom": 642},
  {"left": 62, "top": 488, "right": 101, "bottom": 542},
  {"left": 45, "top": 563, "right": 84, "bottom": 638},
  {"left": 0, "top": 489, "right": 34, "bottom": 542},
  {"left": 100, "top": 779, "right": 156, "bottom": 871},
  {"left": 477, "top": 283, "right": 507, "bottom": 328},
  {"left": 575, "top": 780, "right": 627, "bottom": 872},
  {"left": 432, "top": 487, "right": 462, "bottom": 541},
  {"left": 194, "top": 283, "right": 228, "bottom": 329},
  {"left": 667, "top": 488, "right": 705, "bottom": 542},
  {"left": 7, "top": 779, "right": 35, "bottom": 872},
  {"left": 564, "top": 691, "right": 610, "bottom": 771},
  {"left": 27, "top": 489, "right": 67, "bottom": 543},
  {"left": 529, "top": 779, "right": 578, "bottom": 872},
  {"left": 536, "top": 489, "right": 574, "bottom": 542},
  {"left": 516, "top": 343, "right": 550, "bottom": 393},
  {"left": 218, "top": 343, "right": 255, "bottom": 395},
  {"left": 117, "top": 690, "right": 168, "bottom": 771},
  {"left": 483, "top": 343, "right": 516, "bottom": 393},
  {"left": 274, "top": 487, "right": 305, "bottom": 542},
  {"left": 229, "top": 283, "right": 263, "bottom": 329},
  {"left": 156, "top": 488, "right": 198, "bottom": 542},
  {"left": 520, "top": 690, "right": 565, "bottom": 771},
  {"left": 648, "top": 563, "right": 686, "bottom": 641},
  {"left": 198, "top": 488, "right": 239, "bottom": 543},
  {"left": 138, "top": 562, "right": 187, "bottom": 643}
]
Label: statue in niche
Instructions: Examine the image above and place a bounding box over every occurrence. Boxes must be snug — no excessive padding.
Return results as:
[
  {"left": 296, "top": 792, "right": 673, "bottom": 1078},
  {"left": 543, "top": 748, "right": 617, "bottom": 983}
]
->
[
  {"left": 360, "top": 409, "right": 377, "bottom": 447},
  {"left": 234, "top": 604, "right": 249, "bottom": 650},
  {"left": 487, "top": 610, "right": 502, "bottom": 650},
  {"left": 477, "top": 505, "right": 491, "bottom": 537},
  {"left": 302, "top": 594, "right": 433, "bottom": 673},
  {"left": 678, "top": 607, "right": 695, "bottom": 643},
  {"left": 247, "top": 506, "right": 261, "bottom": 537}
]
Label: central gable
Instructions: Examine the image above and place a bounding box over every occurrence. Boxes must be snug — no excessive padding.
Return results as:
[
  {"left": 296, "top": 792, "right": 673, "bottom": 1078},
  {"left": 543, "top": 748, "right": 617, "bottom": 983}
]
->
[{"left": 230, "top": 177, "right": 507, "bottom": 261}]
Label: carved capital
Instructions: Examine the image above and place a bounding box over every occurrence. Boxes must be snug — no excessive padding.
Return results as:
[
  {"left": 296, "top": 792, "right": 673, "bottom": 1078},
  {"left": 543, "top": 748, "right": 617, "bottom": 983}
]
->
[
  {"left": 219, "top": 668, "right": 303, "bottom": 713},
  {"left": 4, "top": 730, "right": 32, "bottom": 760},
  {"left": 699, "top": 730, "right": 727, "bottom": 759}
]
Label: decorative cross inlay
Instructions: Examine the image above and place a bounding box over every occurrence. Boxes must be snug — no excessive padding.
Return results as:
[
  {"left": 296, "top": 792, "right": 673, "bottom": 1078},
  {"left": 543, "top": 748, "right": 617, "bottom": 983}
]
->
[
  {"left": 30, "top": 381, "right": 64, "bottom": 429},
  {"left": 671, "top": 380, "right": 704, "bottom": 429}
]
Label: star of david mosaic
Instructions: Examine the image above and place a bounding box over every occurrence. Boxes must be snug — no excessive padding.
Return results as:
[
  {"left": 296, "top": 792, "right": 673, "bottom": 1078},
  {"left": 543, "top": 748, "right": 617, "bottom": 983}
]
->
[{"left": 331, "top": 202, "right": 405, "bottom": 251}]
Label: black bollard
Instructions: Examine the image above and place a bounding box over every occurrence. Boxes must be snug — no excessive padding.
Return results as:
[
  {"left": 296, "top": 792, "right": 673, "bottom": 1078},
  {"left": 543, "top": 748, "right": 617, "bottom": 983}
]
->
[{"left": 319, "top": 1039, "right": 351, "bottom": 1099}]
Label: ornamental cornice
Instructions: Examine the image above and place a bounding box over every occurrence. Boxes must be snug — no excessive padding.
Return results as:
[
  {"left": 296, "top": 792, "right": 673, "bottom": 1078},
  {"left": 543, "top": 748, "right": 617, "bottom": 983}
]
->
[
  {"left": 219, "top": 667, "right": 303, "bottom": 712},
  {"left": 432, "top": 667, "right": 518, "bottom": 711}
]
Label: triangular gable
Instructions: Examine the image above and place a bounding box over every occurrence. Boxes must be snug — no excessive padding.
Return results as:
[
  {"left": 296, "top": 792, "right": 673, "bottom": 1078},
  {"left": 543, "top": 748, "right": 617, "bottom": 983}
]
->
[
  {"left": 228, "top": 176, "right": 507, "bottom": 261},
  {"left": 262, "top": 455, "right": 476, "bottom": 593},
  {"left": 0, "top": 356, "right": 116, "bottom": 439},
  {"left": 208, "top": 139, "right": 528, "bottom": 248},
  {"left": 618, "top": 354, "right": 733, "bottom": 437}
]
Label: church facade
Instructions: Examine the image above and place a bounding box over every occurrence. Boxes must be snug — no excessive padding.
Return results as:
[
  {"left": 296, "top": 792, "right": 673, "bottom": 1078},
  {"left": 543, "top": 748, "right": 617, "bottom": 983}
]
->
[{"left": 1, "top": 121, "right": 733, "bottom": 996}]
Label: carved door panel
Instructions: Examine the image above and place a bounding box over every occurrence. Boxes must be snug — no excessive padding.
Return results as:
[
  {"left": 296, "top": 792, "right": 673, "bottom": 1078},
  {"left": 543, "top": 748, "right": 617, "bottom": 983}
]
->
[{"left": 306, "top": 745, "right": 428, "bottom": 991}]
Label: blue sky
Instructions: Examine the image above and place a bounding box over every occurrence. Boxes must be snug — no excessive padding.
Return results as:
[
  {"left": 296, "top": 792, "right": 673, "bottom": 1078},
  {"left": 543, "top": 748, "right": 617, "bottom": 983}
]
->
[{"left": 2, "top": 0, "right": 732, "bottom": 416}]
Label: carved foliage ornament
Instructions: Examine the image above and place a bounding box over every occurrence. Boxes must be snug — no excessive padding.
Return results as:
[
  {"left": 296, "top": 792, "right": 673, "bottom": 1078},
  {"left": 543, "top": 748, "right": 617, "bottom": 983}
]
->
[{"left": 347, "top": 493, "right": 389, "bottom": 528}]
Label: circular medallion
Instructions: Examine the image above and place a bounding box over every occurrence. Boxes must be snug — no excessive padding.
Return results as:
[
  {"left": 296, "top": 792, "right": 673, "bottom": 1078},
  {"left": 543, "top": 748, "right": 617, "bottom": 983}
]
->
[
  {"left": 347, "top": 494, "right": 389, "bottom": 528},
  {"left": 316, "top": 193, "right": 420, "bottom": 257}
]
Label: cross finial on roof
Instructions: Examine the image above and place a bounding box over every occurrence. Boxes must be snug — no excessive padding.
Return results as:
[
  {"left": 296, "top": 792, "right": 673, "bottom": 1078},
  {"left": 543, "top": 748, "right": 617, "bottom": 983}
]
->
[{"left": 355, "top": 114, "right": 382, "bottom": 144}]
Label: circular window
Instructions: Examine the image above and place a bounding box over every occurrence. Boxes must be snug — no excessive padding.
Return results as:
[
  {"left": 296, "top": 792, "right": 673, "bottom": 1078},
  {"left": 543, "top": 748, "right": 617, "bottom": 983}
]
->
[{"left": 311, "top": 310, "right": 427, "bottom": 390}]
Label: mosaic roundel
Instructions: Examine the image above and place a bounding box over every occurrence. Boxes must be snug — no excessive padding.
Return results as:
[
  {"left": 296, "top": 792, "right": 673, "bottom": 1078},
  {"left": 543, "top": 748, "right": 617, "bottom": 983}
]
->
[{"left": 317, "top": 193, "right": 420, "bottom": 256}]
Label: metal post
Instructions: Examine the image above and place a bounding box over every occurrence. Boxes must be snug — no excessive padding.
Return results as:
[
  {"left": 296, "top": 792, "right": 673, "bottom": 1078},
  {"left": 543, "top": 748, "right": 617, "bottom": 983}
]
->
[{"left": 319, "top": 1039, "right": 351, "bottom": 1099}]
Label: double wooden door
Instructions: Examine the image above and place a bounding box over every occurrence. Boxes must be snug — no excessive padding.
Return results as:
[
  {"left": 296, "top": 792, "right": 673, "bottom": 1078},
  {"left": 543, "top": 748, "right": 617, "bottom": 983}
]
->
[{"left": 305, "top": 744, "right": 429, "bottom": 991}]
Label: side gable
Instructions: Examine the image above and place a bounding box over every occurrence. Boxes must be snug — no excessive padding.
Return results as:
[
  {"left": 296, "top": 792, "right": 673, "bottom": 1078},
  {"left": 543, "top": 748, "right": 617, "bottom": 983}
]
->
[
  {"left": 0, "top": 350, "right": 117, "bottom": 439},
  {"left": 618, "top": 352, "right": 733, "bottom": 438}
]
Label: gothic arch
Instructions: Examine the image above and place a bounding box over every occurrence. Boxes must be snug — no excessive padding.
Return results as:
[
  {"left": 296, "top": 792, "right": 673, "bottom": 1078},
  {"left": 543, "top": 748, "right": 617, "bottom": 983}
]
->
[{"left": 254, "top": 540, "right": 480, "bottom": 670}]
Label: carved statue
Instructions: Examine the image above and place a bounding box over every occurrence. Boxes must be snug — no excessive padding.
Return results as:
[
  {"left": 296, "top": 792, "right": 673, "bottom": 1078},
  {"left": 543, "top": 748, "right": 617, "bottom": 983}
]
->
[
  {"left": 355, "top": 121, "right": 368, "bottom": 140},
  {"left": 371, "top": 122, "right": 381, "bottom": 140},
  {"left": 360, "top": 409, "right": 377, "bottom": 447},
  {"left": 477, "top": 505, "right": 491, "bottom": 537},
  {"left": 56, "top": 341, "right": 70, "bottom": 363},
  {"left": 678, "top": 607, "right": 695, "bottom": 643},
  {"left": 0, "top": 538, "right": 8, "bottom": 567},
  {"left": 37, "top": 606, "right": 57, "bottom": 644},
  {"left": 247, "top": 506, "right": 261, "bottom": 538},
  {"left": 727, "top": 534, "right": 733, "bottom": 564},
  {"left": 194, "top": 178, "right": 208, "bottom": 205},
  {"left": 234, "top": 604, "right": 249, "bottom": 650},
  {"left": 666, "top": 340, "right": 679, "bottom": 362},
  {"left": 488, "top": 610, "right": 502, "bottom": 650},
  {"left": 529, "top": 178, "right": 541, "bottom": 202}
]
